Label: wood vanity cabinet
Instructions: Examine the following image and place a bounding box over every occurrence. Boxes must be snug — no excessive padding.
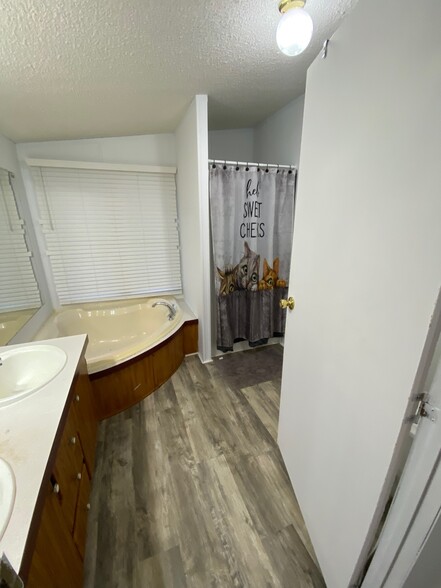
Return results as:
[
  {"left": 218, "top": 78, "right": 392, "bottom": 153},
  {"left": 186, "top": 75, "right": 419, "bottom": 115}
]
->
[
  {"left": 24, "top": 481, "right": 83, "bottom": 588},
  {"left": 25, "top": 357, "right": 97, "bottom": 588},
  {"left": 73, "top": 461, "right": 92, "bottom": 560}
]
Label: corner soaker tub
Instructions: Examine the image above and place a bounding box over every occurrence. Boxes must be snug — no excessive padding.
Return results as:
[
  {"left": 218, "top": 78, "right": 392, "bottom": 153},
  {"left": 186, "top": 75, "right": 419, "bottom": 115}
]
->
[
  {"left": 35, "top": 297, "right": 198, "bottom": 419},
  {"left": 35, "top": 297, "right": 185, "bottom": 374}
]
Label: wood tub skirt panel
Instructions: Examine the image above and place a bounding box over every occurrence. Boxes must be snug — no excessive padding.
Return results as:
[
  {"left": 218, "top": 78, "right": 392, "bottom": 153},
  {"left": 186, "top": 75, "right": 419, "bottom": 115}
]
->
[{"left": 90, "top": 320, "right": 198, "bottom": 420}]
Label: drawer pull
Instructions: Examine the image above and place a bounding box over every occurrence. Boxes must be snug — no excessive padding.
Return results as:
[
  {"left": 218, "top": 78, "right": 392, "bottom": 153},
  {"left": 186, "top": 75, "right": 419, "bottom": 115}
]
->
[
  {"left": 86, "top": 503, "right": 91, "bottom": 511},
  {"left": 77, "top": 472, "right": 82, "bottom": 480},
  {"left": 53, "top": 483, "right": 60, "bottom": 494},
  {"left": 75, "top": 394, "right": 80, "bottom": 402},
  {"left": 69, "top": 436, "right": 76, "bottom": 445}
]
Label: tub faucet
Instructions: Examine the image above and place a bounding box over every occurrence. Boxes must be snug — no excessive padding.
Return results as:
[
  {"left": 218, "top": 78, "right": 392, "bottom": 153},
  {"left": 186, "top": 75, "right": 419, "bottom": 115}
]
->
[{"left": 152, "top": 300, "right": 177, "bottom": 321}]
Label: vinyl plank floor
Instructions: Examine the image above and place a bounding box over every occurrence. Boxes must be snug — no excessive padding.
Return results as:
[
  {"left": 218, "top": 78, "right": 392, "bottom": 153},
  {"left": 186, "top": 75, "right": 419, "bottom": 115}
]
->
[
  {"left": 84, "top": 345, "right": 324, "bottom": 587},
  {"left": 136, "top": 546, "right": 187, "bottom": 588},
  {"left": 211, "top": 345, "right": 284, "bottom": 390},
  {"left": 262, "top": 525, "right": 325, "bottom": 588},
  {"left": 240, "top": 382, "right": 280, "bottom": 441},
  {"left": 93, "top": 415, "right": 137, "bottom": 588}
]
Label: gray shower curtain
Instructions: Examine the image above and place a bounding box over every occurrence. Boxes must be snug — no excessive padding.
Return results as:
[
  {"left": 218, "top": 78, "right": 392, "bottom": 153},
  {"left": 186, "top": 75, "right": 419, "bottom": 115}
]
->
[{"left": 209, "top": 164, "right": 296, "bottom": 351}]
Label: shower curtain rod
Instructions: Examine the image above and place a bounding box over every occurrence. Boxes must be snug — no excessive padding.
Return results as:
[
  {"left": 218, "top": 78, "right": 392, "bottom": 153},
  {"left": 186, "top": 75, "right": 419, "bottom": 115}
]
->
[{"left": 208, "top": 159, "right": 296, "bottom": 170}]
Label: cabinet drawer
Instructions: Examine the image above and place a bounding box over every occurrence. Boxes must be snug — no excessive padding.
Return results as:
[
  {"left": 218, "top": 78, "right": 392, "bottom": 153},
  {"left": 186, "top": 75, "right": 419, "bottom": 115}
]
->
[
  {"left": 72, "top": 363, "right": 97, "bottom": 477},
  {"left": 53, "top": 401, "right": 83, "bottom": 532},
  {"left": 73, "top": 461, "right": 91, "bottom": 559}
]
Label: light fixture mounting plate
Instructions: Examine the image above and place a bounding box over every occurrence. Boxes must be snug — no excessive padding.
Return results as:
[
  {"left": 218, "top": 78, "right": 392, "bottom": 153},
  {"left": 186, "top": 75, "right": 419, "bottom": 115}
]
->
[{"left": 278, "top": 0, "right": 306, "bottom": 14}]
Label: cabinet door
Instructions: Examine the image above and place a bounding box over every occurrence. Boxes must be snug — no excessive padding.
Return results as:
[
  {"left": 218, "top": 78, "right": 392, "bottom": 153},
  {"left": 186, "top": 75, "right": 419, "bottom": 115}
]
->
[
  {"left": 53, "top": 401, "right": 83, "bottom": 532},
  {"left": 73, "top": 462, "right": 91, "bottom": 559},
  {"left": 27, "top": 481, "right": 83, "bottom": 588},
  {"left": 72, "top": 358, "right": 98, "bottom": 476}
]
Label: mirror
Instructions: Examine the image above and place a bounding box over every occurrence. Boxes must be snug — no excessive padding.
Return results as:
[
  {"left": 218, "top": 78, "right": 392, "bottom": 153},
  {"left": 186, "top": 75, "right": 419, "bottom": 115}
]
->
[{"left": 0, "top": 167, "right": 42, "bottom": 344}]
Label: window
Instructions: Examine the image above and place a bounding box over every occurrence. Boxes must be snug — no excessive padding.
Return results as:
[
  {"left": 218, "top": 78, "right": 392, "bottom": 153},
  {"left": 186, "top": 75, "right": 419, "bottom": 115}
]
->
[
  {"left": 29, "top": 161, "right": 181, "bottom": 305},
  {"left": 0, "top": 168, "right": 41, "bottom": 311}
]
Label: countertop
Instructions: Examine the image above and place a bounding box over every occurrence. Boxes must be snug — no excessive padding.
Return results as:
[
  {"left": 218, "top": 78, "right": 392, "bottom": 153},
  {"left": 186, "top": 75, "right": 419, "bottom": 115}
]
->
[{"left": 0, "top": 334, "right": 88, "bottom": 574}]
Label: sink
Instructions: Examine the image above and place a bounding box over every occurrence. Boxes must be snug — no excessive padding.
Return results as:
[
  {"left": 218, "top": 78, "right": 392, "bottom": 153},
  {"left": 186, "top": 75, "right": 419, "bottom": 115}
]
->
[
  {"left": 0, "top": 345, "right": 67, "bottom": 407},
  {"left": 0, "top": 458, "right": 15, "bottom": 539}
]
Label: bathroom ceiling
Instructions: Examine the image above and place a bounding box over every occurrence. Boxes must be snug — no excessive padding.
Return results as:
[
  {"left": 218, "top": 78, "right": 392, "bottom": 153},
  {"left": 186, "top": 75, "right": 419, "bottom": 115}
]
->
[{"left": 0, "top": 0, "right": 357, "bottom": 142}]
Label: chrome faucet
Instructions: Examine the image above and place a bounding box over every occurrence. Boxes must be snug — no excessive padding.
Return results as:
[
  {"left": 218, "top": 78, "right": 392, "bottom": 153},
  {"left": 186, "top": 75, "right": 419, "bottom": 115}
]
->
[{"left": 152, "top": 300, "right": 177, "bottom": 321}]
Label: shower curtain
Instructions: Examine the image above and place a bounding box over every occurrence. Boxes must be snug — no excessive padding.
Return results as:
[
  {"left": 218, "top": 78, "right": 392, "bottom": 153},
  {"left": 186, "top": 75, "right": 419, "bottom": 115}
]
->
[{"left": 209, "top": 164, "right": 296, "bottom": 352}]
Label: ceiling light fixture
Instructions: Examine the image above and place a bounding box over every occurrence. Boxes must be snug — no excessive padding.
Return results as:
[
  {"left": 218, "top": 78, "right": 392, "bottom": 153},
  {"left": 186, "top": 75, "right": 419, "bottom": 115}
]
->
[{"left": 276, "top": 0, "right": 313, "bottom": 57}]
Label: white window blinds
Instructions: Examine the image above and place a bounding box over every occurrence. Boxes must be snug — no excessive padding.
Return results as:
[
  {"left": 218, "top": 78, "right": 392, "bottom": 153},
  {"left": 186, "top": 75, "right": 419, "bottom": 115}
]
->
[
  {"left": 0, "top": 169, "right": 41, "bottom": 311},
  {"left": 30, "top": 163, "right": 182, "bottom": 305}
]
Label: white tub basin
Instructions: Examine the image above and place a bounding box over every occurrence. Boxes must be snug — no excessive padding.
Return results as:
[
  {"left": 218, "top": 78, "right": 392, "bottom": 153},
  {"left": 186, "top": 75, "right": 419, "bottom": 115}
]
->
[
  {"left": 0, "top": 344, "right": 67, "bottom": 407},
  {"left": 0, "top": 458, "right": 15, "bottom": 539}
]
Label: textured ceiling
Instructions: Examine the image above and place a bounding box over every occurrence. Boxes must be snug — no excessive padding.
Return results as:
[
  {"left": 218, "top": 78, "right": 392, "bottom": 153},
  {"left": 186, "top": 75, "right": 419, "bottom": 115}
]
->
[{"left": 0, "top": 0, "right": 357, "bottom": 142}]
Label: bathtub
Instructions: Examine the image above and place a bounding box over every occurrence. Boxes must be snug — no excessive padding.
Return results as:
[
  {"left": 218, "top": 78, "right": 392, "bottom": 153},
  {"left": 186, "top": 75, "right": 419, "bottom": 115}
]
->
[{"left": 35, "top": 297, "right": 185, "bottom": 374}]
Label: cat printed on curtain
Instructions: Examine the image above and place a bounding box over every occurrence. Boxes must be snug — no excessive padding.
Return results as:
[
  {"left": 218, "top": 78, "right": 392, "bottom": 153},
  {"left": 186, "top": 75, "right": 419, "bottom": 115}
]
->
[
  {"left": 217, "top": 242, "right": 287, "bottom": 296},
  {"left": 210, "top": 164, "right": 295, "bottom": 351}
]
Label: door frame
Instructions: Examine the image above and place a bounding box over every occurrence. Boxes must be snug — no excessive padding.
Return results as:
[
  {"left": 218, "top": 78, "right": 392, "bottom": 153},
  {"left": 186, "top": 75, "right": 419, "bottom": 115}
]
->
[{"left": 358, "top": 287, "right": 441, "bottom": 587}]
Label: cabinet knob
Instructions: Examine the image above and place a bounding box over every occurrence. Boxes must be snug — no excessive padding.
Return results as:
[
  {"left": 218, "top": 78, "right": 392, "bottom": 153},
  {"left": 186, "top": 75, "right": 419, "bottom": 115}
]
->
[
  {"left": 77, "top": 472, "right": 82, "bottom": 480},
  {"left": 75, "top": 394, "right": 80, "bottom": 402},
  {"left": 69, "top": 436, "right": 76, "bottom": 445},
  {"left": 53, "top": 483, "right": 60, "bottom": 494},
  {"left": 86, "top": 503, "right": 91, "bottom": 511}
]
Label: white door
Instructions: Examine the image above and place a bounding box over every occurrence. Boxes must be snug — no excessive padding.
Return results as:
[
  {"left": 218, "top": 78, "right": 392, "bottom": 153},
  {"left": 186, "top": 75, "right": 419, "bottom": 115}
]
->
[
  {"left": 363, "top": 311, "right": 441, "bottom": 587},
  {"left": 277, "top": 0, "right": 441, "bottom": 587},
  {"left": 402, "top": 510, "right": 441, "bottom": 588}
]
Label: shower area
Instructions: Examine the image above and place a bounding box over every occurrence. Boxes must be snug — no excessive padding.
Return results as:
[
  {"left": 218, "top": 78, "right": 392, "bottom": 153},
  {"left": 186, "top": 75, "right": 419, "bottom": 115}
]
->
[
  {"left": 209, "top": 160, "right": 296, "bottom": 352},
  {"left": 207, "top": 98, "right": 304, "bottom": 356}
]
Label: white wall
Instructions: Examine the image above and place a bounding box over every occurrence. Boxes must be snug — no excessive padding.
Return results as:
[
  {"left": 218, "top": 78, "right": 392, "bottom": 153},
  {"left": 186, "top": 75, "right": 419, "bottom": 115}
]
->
[
  {"left": 175, "top": 96, "right": 211, "bottom": 362},
  {"left": 0, "top": 134, "right": 22, "bottom": 173},
  {"left": 17, "top": 133, "right": 176, "bottom": 166},
  {"left": 208, "top": 97, "right": 304, "bottom": 168},
  {"left": 254, "top": 94, "right": 305, "bottom": 166},
  {"left": 208, "top": 128, "right": 254, "bottom": 162},
  {"left": 278, "top": 0, "right": 441, "bottom": 587},
  {"left": 0, "top": 134, "right": 53, "bottom": 342}
]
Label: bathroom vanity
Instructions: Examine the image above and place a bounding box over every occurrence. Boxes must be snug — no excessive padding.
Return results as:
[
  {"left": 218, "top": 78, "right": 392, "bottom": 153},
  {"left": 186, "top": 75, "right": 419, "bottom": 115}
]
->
[{"left": 0, "top": 335, "right": 97, "bottom": 587}]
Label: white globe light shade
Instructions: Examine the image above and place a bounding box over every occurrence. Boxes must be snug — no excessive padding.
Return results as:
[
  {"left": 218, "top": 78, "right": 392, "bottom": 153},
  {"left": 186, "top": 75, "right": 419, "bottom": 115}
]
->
[{"left": 276, "top": 7, "right": 313, "bottom": 56}]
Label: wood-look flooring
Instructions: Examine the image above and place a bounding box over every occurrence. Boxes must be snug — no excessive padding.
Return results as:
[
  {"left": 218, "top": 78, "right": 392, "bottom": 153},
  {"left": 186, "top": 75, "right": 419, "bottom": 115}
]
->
[{"left": 84, "top": 345, "right": 325, "bottom": 588}]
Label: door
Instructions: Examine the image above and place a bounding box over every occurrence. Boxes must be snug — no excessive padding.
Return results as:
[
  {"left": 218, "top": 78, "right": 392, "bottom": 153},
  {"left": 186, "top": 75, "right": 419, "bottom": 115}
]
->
[
  {"left": 277, "top": 0, "right": 441, "bottom": 587},
  {"left": 402, "top": 510, "right": 441, "bottom": 588},
  {"left": 362, "top": 315, "right": 441, "bottom": 587}
]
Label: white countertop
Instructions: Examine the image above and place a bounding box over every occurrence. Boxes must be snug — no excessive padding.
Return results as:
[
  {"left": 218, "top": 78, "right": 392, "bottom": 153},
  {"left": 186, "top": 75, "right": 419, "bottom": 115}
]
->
[{"left": 0, "top": 334, "right": 88, "bottom": 574}]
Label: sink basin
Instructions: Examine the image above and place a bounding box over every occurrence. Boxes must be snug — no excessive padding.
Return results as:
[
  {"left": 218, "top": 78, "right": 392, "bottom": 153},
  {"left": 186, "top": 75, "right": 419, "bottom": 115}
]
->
[
  {"left": 0, "top": 458, "right": 15, "bottom": 539},
  {"left": 0, "top": 344, "right": 67, "bottom": 407}
]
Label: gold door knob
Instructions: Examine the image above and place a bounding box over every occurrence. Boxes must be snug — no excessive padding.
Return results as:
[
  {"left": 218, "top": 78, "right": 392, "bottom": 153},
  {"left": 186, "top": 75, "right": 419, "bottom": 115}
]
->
[{"left": 280, "top": 296, "right": 295, "bottom": 310}]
